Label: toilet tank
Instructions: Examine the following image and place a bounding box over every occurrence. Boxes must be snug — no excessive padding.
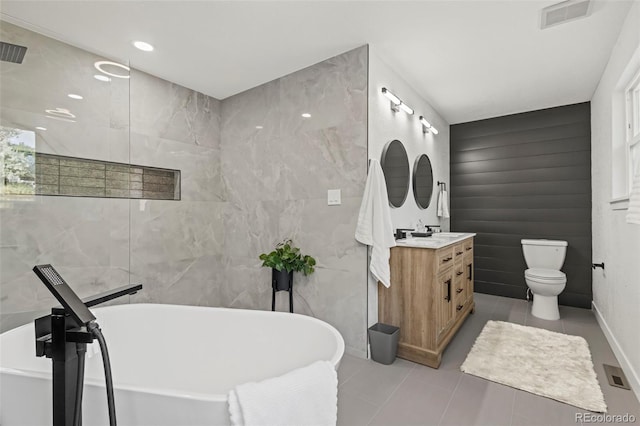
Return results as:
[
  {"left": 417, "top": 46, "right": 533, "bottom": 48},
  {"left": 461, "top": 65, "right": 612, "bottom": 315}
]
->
[{"left": 521, "top": 239, "right": 567, "bottom": 270}]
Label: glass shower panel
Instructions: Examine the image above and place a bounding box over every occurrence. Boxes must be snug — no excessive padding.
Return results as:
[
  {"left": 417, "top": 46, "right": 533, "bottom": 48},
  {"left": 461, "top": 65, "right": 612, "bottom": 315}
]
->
[{"left": 0, "top": 21, "right": 130, "bottom": 332}]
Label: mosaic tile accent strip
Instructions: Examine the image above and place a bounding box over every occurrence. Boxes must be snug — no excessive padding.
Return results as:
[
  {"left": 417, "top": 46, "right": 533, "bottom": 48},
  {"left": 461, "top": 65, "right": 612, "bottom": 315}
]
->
[{"left": 34, "top": 153, "right": 180, "bottom": 200}]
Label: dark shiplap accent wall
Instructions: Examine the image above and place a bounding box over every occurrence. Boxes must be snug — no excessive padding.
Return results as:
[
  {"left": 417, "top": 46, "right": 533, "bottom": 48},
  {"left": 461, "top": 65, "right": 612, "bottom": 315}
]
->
[
  {"left": 450, "top": 103, "right": 592, "bottom": 308},
  {"left": 33, "top": 153, "right": 181, "bottom": 200}
]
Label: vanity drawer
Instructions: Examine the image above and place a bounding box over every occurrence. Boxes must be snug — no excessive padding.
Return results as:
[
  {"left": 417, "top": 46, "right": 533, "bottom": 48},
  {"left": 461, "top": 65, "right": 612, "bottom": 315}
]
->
[
  {"left": 463, "top": 239, "right": 473, "bottom": 255},
  {"left": 453, "top": 243, "right": 465, "bottom": 259},
  {"left": 453, "top": 266, "right": 465, "bottom": 303},
  {"left": 453, "top": 261, "right": 465, "bottom": 281},
  {"left": 454, "top": 298, "right": 468, "bottom": 319},
  {"left": 436, "top": 247, "right": 454, "bottom": 270}
]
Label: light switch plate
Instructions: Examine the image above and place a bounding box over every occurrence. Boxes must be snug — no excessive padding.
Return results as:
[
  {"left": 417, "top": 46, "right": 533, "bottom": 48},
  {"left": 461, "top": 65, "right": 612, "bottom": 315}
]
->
[{"left": 328, "top": 189, "right": 341, "bottom": 206}]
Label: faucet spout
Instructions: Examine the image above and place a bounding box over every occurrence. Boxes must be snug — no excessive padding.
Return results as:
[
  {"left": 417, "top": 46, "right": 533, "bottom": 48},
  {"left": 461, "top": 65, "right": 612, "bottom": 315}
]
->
[{"left": 82, "top": 284, "right": 143, "bottom": 308}]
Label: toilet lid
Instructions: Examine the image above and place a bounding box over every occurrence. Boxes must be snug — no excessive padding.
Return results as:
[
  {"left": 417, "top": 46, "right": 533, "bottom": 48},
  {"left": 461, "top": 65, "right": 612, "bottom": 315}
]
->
[{"left": 525, "top": 268, "right": 566, "bottom": 280}]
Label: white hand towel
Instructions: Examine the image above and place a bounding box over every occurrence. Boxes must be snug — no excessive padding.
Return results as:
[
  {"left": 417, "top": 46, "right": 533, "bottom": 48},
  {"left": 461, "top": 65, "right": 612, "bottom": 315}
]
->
[
  {"left": 355, "top": 159, "right": 396, "bottom": 288},
  {"left": 228, "top": 360, "right": 338, "bottom": 426},
  {"left": 437, "top": 188, "right": 450, "bottom": 218}
]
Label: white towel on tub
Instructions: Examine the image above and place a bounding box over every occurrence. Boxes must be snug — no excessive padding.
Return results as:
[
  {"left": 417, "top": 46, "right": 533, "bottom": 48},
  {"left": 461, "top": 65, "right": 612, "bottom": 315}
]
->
[{"left": 228, "top": 360, "right": 338, "bottom": 426}]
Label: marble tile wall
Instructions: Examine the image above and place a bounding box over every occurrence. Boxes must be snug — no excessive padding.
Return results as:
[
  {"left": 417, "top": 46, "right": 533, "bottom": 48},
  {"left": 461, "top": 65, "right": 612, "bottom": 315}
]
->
[
  {"left": 128, "top": 68, "right": 223, "bottom": 309},
  {"left": 0, "top": 21, "right": 132, "bottom": 327},
  {"left": 220, "top": 46, "right": 369, "bottom": 356}
]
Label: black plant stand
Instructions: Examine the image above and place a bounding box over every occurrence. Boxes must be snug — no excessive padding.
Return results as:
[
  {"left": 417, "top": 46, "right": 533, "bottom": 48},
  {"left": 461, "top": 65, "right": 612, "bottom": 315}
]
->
[{"left": 271, "top": 269, "right": 293, "bottom": 313}]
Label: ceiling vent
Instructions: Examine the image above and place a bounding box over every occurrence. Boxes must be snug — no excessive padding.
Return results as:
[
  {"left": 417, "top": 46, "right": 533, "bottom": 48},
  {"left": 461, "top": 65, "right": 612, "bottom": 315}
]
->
[
  {"left": 541, "top": 0, "right": 592, "bottom": 29},
  {"left": 0, "top": 41, "right": 27, "bottom": 64}
]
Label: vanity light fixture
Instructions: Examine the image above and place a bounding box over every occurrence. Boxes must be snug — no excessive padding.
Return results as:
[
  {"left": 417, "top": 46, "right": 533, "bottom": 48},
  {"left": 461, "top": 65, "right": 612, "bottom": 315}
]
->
[
  {"left": 94, "top": 74, "right": 111, "bottom": 82},
  {"left": 255, "top": 125, "right": 264, "bottom": 129},
  {"left": 419, "top": 116, "right": 438, "bottom": 135},
  {"left": 301, "top": 113, "right": 311, "bottom": 118},
  {"left": 94, "top": 61, "right": 130, "bottom": 79},
  {"left": 67, "top": 93, "right": 83, "bottom": 100},
  {"left": 382, "top": 87, "right": 401, "bottom": 112},
  {"left": 399, "top": 103, "right": 414, "bottom": 115},
  {"left": 382, "top": 87, "right": 414, "bottom": 115},
  {"left": 382, "top": 88, "right": 401, "bottom": 105},
  {"left": 133, "top": 41, "right": 154, "bottom": 52}
]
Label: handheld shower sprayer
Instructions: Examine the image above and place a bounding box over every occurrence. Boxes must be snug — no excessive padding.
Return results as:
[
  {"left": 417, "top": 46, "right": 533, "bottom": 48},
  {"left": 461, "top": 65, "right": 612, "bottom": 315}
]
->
[{"left": 33, "top": 265, "right": 96, "bottom": 326}]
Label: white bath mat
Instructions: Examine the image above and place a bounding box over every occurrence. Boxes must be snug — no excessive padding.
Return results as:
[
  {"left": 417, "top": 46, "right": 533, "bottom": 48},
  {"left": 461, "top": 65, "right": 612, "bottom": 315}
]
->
[{"left": 460, "top": 320, "right": 607, "bottom": 412}]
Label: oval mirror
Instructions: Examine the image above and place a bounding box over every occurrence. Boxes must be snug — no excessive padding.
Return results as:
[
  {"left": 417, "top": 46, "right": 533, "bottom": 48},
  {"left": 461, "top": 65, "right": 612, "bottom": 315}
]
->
[
  {"left": 413, "top": 154, "right": 434, "bottom": 209},
  {"left": 381, "top": 139, "right": 410, "bottom": 208}
]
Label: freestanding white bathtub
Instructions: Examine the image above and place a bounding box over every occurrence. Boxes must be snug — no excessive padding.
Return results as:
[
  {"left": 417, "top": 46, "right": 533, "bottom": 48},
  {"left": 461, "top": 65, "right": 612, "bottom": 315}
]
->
[{"left": 0, "top": 303, "right": 345, "bottom": 426}]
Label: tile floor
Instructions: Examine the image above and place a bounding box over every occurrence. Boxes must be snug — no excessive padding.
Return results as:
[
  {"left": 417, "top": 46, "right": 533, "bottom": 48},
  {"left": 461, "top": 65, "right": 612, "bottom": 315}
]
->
[{"left": 337, "top": 293, "right": 640, "bottom": 426}]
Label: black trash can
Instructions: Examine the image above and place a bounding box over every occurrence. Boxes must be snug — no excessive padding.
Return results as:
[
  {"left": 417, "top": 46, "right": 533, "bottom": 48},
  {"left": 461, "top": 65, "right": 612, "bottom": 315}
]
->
[{"left": 368, "top": 323, "right": 400, "bottom": 365}]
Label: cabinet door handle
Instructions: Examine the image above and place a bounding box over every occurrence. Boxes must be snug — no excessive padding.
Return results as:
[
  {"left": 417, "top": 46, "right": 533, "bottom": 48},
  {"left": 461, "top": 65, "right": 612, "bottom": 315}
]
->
[
  {"left": 456, "top": 251, "right": 463, "bottom": 255},
  {"left": 468, "top": 263, "right": 473, "bottom": 281},
  {"left": 456, "top": 271, "right": 463, "bottom": 276},
  {"left": 444, "top": 279, "right": 451, "bottom": 301},
  {"left": 443, "top": 256, "right": 452, "bottom": 262},
  {"left": 456, "top": 288, "right": 463, "bottom": 293},
  {"left": 457, "top": 304, "right": 464, "bottom": 311},
  {"left": 465, "top": 247, "right": 472, "bottom": 251}
]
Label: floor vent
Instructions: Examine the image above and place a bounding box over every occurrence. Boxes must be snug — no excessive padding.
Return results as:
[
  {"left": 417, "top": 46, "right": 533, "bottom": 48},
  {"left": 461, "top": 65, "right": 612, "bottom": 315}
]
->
[
  {"left": 541, "top": 0, "right": 591, "bottom": 30},
  {"left": 0, "top": 41, "right": 27, "bottom": 64},
  {"left": 603, "top": 364, "right": 631, "bottom": 390}
]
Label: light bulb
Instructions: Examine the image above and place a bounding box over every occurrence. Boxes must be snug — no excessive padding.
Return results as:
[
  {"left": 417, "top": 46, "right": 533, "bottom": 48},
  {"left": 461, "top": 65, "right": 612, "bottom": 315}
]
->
[{"left": 381, "top": 88, "right": 401, "bottom": 105}]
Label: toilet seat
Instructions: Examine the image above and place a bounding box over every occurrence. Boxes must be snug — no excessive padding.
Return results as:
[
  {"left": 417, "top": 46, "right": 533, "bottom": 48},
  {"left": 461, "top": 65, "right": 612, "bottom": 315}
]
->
[{"left": 525, "top": 268, "right": 566, "bottom": 284}]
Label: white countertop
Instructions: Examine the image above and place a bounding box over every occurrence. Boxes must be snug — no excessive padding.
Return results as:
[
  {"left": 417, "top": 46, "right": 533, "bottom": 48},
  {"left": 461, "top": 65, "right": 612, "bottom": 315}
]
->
[{"left": 394, "top": 232, "right": 476, "bottom": 249}]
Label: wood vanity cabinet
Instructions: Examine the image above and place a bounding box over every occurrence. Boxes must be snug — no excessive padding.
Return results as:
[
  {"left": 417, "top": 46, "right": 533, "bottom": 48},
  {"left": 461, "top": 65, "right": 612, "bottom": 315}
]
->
[{"left": 378, "top": 236, "right": 475, "bottom": 368}]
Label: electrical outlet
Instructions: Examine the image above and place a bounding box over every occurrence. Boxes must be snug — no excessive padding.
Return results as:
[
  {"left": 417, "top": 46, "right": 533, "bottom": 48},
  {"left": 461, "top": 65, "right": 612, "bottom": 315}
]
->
[{"left": 328, "top": 189, "right": 341, "bottom": 206}]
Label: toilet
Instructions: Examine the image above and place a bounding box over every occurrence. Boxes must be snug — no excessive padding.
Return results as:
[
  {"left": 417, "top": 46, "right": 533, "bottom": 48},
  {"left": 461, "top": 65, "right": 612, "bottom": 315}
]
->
[{"left": 521, "top": 239, "right": 568, "bottom": 320}]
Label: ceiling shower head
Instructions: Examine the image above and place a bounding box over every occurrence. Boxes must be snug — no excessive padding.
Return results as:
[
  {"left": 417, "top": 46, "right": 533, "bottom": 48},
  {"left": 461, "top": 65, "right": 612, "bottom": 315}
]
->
[{"left": 0, "top": 41, "right": 27, "bottom": 64}]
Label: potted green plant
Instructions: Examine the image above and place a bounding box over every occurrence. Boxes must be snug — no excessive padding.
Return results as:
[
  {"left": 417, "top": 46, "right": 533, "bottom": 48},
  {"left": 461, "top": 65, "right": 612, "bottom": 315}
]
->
[{"left": 259, "top": 239, "right": 316, "bottom": 292}]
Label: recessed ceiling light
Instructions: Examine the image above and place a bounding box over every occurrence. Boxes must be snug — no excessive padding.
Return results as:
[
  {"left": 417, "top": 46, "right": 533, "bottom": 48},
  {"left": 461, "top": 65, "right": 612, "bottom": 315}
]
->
[
  {"left": 133, "top": 41, "right": 154, "bottom": 52},
  {"left": 301, "top": 113, "right": 311, "bottom": 118},
  {"left": 68, "top": 93, "right": 83, "bottom": 100},
  {"left": 94, "top": 61, "right": 130, "bottom": 79},
  {"left": 35, "top": 126, "right": 47, "bottom": 131},
  {"left": 256, "top": 125, "right": 264, "bottom": 129},
  {"left": 94, "top": 74, "right": 111, "bottom": 82}
]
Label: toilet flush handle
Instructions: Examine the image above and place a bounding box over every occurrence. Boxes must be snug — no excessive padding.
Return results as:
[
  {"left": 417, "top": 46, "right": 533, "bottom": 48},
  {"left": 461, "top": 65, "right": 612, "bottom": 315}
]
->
[{"left": 592, "top": 262, "right": 605, "bottom": 270}]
